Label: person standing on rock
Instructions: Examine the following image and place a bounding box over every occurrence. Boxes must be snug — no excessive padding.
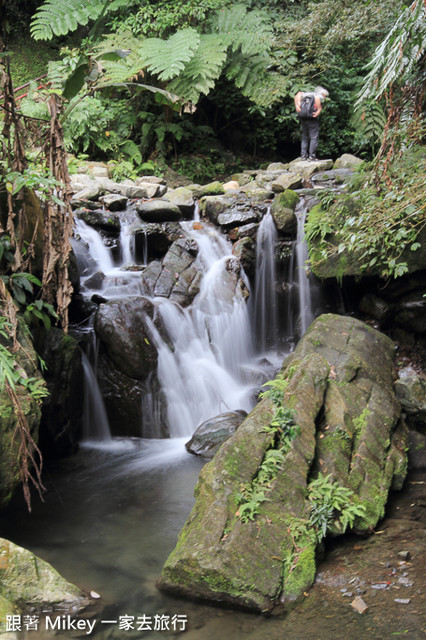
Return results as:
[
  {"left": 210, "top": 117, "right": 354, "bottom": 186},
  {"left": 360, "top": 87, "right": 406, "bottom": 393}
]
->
[{"left": 294, "top": 86, "right": 329, "bottom": 161}]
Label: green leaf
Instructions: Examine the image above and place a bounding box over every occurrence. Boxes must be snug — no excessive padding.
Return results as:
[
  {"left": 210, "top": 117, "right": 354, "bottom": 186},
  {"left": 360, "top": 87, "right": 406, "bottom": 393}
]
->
[{"left": 63, "top": 61, "right": 89, "bottom": 100}]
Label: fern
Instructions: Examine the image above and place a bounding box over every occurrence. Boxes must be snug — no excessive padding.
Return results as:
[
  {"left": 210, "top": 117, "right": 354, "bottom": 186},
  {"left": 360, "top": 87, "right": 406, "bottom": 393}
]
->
[
  {"left": 356, "top": 0, "right": 426, "bottom": 104},
  {"left": 210, "top": 4, "right": 273, "bottom": 57},
  {"left": 167, "top": 34, "right": 227, "bottom": 102},
  {"left": 351, "top": 100, "right": 387, "bottom": 147},
  {"left": 139, "top": 28, "right": 201, "bottom": 82},
  {"left": 31, "top": 0, "right": 128, "bottom": 40},
  {"left": 225, "top": 53, "right": 282, "bottom": 106}
]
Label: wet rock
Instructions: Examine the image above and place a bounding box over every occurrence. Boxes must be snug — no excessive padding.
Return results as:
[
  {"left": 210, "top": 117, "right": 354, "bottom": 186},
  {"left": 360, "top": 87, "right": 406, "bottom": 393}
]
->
[
  {"left": 229, "top": 173, "right": 253, "bottom": 186},
  {"left": 240, "top": 182, "right": 274, "bottom": 200},
  {"left": 158, "top": 315, "right": 407, "bottom": 612},
  {"left": 393, "top": 291, "right": 426, "bottom": 334},
  {"left": 83, "top": 271, "right": 106, "bottom": 289},
  {"left": 135, "top": 176, "right": 166, "bottom": 185},
  {"left": 351, "top": 596, "right": 368, "bottom": 614},
  {"left": 136, "top": 199, "right": 182, "bottom": 223},
  {"left": 271, "top": 195, "right": 297, "bottom": 235},
  {"left": 74, "top": 208, "right": 120, "bottom": 231},
  {"left": 99, "top": 193, "right": 128, "bottom": 211},
  {"left": 163, "top": 187, "right": 195, "bottom": 218},
  {"left": 197, "top": 181, "right": 225, "bottom": 197},
  {"left": 94, "top": 297, "right": 160, "bottom": 380},
  {"left": 185, "top": 411, "right": 248, "bottom": 458},
  {"left": 227, "top": 223, "right": 259, "bottom": 242},
  {"left": 311, "top": 168, "right": 354, "bottom": 187},
  {"left": 217, "top": 208, "right": 261, "bottom": 229},
  {"left": 199, "top": 195, "right": 238, "bottom": 224},
  {"left": 232, "top": 236, "right": 256, "bottom": 278}
]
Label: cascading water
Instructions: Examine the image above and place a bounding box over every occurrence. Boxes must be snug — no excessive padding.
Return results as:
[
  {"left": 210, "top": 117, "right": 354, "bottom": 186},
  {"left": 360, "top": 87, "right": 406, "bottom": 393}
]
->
[
  {"left": 252, "top": 210, "right": 279, "bottom": 352},
  {"left": 81, "top": 352, "right": 112, "bottom": 443},
  {"left": 72, "top": 214, "right": 266, "bottom": 441}
]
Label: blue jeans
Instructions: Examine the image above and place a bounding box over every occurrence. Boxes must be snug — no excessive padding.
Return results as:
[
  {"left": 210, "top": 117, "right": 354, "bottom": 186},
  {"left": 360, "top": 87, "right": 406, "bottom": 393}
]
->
[{"left": 300, "top": 118, "right": 319, "bottom": 158}]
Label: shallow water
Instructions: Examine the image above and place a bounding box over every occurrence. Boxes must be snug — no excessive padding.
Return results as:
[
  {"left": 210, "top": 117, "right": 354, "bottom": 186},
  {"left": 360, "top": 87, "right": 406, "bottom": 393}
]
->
[{"left": 1, "top": 443, "right": 424, "bottom": 640}]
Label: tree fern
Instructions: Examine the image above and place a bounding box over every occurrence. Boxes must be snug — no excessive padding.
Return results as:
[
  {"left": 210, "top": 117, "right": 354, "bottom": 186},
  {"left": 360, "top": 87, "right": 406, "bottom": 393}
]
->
[
  {"left": 356, "top": 0, "right": 425, "bottom": 104},
  {"left": 225, "top": 53, "right": 284, "bottom": 107},
  {"left": 31, "top": 0, "right": 128, "bottom": 40},
  {"left": 139, "top": 28, "right": 201, "bottom": 81},
  {"left": 167, "top": 34, "right": 228, "bottom": 102},
  {"left": 209, "top": 4, "right": 273, "bottom": 57}
]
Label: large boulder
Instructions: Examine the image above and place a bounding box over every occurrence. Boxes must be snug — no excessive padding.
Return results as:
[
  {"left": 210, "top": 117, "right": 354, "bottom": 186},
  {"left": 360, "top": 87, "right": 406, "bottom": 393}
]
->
[
  {"left": 0, "top": 537, "right": 90, "bottom": 635},
  {"left": 94, "top": 297, "right": 161, "bottom": 380},
  {"left": 158, "top": 314, "right": 407, "bottom": 613},
  {"left": 185, "top": 411, "right": 247, "bottom": 459},
  {"left": 136, "top": 199, "right": 182, "bottom": 223},
  {"left": 141, "top": 238, "right": 202, "bottom": 307}
]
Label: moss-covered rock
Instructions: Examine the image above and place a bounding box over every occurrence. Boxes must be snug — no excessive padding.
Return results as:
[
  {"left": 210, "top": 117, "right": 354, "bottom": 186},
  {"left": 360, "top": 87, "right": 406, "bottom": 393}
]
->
[
  {"left": 273, "top": 189, "right": 300, "bottom": 212},
  {"left": 0, "top": 538, "right": 90, "bottom": 633},
  {"left": 158, "top": 314, "right": 407, "bottom": 612}
]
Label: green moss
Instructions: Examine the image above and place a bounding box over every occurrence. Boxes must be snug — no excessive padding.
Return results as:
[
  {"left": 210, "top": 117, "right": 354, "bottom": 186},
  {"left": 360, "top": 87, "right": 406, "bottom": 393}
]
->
[
  {"left": 282, "top": 544, "right": 316, "bottom": 601},
  {"left": 273, "top": 189, "right": 300, "bottom": 212}
]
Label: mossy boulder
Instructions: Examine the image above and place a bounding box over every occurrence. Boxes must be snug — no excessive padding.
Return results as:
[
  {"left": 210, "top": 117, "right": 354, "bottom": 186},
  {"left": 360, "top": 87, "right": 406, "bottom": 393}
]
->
[
  {"left": 273, "top": 189, "right": 300, "bottom": 212},
  {"left": 158, "top": 314, "right": 407, "bottom": 612},
  {"left": 270, "top": 193, "right": 298, "bottom": 235},
  {"left": 0, "top": 538, "right": 89, "bottom": 633}
]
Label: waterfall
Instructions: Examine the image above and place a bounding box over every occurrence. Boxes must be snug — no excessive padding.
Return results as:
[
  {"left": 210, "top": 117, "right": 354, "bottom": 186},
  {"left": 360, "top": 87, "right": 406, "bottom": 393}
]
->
[
  {"left": 142, "top": 221, "right": 256, "bottom": 438},
  {"left": 74, "top": 218, "right": 114, "bottom": 275},
  {"left": 72, "top": 198, "right": 317, "bottom": 442},
  {"left": 252, "top": 211, "right": 278, "bottom": 352},
  {"left": 81, "top": 351, "right": 112, "bottom": 443}
]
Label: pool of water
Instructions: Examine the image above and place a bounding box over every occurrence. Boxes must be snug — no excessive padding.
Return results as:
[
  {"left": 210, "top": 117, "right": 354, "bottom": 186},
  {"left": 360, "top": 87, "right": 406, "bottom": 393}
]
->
[{"left": 1, "top": 441, "right": 423, "bottom": 640}]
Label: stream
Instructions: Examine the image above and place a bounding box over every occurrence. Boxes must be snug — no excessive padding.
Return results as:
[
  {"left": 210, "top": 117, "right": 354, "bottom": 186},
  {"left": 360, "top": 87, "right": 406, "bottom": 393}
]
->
[{"left": 0, "top": 197, "right": 357, "bottom": 639}]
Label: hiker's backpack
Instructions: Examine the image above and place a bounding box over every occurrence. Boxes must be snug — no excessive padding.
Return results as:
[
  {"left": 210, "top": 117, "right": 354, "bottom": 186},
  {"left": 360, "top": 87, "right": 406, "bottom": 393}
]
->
[{"left": 298, "top": 93, "right": 316, "bottom": 119}]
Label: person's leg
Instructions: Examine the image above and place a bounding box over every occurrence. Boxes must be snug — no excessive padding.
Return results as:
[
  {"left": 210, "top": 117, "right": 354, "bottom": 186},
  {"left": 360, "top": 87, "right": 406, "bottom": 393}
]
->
[
  {"left": 307, "top": 119, "right": 320, "bottom": 158},
  {"left": 300, "top": 120, "right": 309, "bottom": 159}
]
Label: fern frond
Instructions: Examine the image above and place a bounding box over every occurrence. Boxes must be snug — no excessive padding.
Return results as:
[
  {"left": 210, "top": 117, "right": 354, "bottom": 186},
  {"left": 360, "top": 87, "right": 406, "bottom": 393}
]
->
[
  {"left": 225, "top": 53, "right": 283, "bottom": 106},
  {"left": 356, "top": 0, "right": 426, "bottom": 104},
  {"left": 31, "top": 0, "right": 128, "bottom": 40},
  {"left": 352, "top": 101, "right": 387, "bottom": 144},
  {"left": 167, "top": 34, "right": 227, "bottom": 102},
  {"left": 210, "top": 4, "right": 273, "bottom": 57},
  {"left": 139, "top": 28, "right": 201, "bottom": 81}
]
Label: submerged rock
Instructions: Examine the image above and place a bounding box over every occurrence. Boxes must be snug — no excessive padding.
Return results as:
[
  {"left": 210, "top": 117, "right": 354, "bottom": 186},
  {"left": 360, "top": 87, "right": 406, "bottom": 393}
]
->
[
  {"left": 158, "top": 314, "right": 407, "bottom": 613},
  {"left": 185, "top": 411, "right": 248, "bottom": 459}
]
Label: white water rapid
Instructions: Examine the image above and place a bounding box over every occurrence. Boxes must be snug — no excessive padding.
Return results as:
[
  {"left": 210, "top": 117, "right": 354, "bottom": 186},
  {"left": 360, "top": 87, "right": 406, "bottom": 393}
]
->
[
  {"left": 73, "top": 213, "right": 275, "bottom": 441},
  {"left": 252, "top": 210, "right": 279, "bottom": 351}
]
